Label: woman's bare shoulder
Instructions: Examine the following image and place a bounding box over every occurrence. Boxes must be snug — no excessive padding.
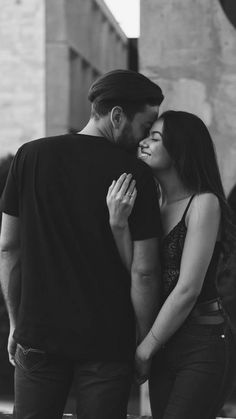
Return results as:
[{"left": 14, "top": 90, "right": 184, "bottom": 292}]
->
[
  {"left": 194, "top": 192, "right": 220, "bottom": 209},
  {"left": 187, "top": 193, "right": 221, "bottom": 226}
]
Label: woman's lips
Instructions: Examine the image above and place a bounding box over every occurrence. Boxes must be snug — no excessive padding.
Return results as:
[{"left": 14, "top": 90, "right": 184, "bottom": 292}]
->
[{"left": 138, "top": 147, "right": 151, "bottom": 158}]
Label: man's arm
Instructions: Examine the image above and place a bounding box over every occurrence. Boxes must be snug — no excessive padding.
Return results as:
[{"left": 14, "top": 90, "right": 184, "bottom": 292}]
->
[
  {"left": 0, "top": 213, "right": 21, "bottom": 365},
  {"left": 131, "top": 237, "right": 161, "bottom": 342}
]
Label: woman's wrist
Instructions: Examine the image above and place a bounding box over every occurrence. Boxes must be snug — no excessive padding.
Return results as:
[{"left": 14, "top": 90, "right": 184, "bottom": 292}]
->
[
  {"left": 138, "top": 329, "right": 163, "bottom": 361},
  {"left": 9, "top": 316, "right": 16, "bottom": 333},
  {"left": 149, "top": 329, "right": 163, "bottom": 351}
]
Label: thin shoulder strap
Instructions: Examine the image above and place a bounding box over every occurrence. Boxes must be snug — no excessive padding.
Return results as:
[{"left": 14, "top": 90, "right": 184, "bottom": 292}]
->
[{"left": 181, "top": 195, "right": 195, "bottom": 221}]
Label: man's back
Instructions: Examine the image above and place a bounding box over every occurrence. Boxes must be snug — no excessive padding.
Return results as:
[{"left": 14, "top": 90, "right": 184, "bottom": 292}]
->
[{"left": 1, "top": 134, "right": 160, "bottom": 361}]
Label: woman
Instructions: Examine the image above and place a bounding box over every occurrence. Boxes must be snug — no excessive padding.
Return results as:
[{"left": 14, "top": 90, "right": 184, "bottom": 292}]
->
[{"left": 106, "top": 110, "right": 235, "bottom": 419}]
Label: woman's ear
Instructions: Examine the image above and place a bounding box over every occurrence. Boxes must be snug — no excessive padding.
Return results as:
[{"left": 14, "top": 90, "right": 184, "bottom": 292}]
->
[{"left": 110, "top": 106, "right": 124, "bottom": 129}]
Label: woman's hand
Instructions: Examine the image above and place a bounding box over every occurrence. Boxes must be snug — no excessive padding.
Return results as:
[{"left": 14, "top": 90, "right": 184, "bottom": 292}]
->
[
  {"left": 134, "top": 330, "right": 161, "bottom": 384},
  {"left": 106, "top": 173, "right": 137, "bottom": 229},
  {"left": 135, "top": 344, "right": 152, "bottom": 385}
]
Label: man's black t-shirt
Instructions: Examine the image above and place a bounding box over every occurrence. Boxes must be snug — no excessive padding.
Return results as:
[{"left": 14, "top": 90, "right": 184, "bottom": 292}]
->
[{"left": 1, "top": 134, "right": 161, "bottom": 361}]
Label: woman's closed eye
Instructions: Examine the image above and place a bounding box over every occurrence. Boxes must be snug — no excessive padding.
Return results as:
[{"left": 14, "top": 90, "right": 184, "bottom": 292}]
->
[
  {"left": 151, "top": 134, "right": 161, "bottom": 141},
  {"left": 150, "top": 130, "right": 163, "bottom": 141}
]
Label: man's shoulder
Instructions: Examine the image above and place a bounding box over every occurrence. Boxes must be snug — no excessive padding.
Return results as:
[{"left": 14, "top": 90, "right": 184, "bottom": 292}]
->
[
  {"left": 22, "top": 134, "right": 71, "bottom": 149},
  {"left": 16, "top": 134, "right": 74, "bottom": 156},
  {"left": 129, "top": 156, "right": 154, "bottom": 179}
]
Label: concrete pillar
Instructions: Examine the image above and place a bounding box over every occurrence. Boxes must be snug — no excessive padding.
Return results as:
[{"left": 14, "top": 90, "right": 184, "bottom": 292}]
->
[
  {"left": 46, "top": 0, "right": 69, "bottom": 136},
  {"left": 139, "top": 0, "right": 236, "bottom": 193},
  {"left": 0, "top": 0, "right": 45, "bottom": 157}
]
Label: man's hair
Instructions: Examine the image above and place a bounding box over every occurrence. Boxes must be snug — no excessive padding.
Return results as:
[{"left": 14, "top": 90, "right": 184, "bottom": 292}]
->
[{"left": 88, "top": 69, "right": 164, "bottom": 120}]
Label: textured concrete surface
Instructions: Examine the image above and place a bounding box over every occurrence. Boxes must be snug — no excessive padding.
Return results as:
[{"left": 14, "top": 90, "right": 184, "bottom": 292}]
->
[
  {"left": 0, "top": 0, "right": 45, "bottom": 156},
  {"left": 0, "top": 0, "right": 128, "bottom": 155},
  {"left": 46, "top": 0, "right": 128, "bottom": 135},
  {"left": 140, "top": 0, "right": 236, "bottom": 193}
]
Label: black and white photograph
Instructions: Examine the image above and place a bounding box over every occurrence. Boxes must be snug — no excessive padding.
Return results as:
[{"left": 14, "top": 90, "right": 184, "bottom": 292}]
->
[{"left": 0, "top": 1, "right": 236, "bottom": 418}]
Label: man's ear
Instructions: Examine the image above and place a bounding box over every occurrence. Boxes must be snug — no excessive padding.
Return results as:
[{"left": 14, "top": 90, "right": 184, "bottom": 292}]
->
[{"left": 110, "top": 106, "right": 124, "bottom": 128}]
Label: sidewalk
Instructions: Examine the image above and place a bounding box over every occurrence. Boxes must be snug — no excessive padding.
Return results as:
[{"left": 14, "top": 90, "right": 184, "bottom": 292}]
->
[{"left": 0, "top": 415, "right": 235, "bottom": 419}]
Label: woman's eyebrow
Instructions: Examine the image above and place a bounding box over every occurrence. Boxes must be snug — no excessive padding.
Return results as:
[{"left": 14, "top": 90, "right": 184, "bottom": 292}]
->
[{"left": 151, "top": 130, "right": 163, "bottom": 137}]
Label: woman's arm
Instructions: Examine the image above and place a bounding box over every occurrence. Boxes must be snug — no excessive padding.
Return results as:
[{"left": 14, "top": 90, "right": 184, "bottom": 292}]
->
[
  {"left": 136, "top": 193, "right": 221, "bottom": 363},
  {"left": 106, "top": 173, "right": 137, "bottom": 271}
]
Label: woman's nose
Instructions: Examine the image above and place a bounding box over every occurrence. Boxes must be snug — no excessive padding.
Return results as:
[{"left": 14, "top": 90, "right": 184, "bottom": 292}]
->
[{"left": 140, "top": 138, "right": 149, "bottom": 147}]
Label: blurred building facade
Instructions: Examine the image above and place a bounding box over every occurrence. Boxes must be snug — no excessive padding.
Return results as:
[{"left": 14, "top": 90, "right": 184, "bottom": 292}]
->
[
  {"left": 139, "top": 0, "right": 236, "bottom": 194},
  {"left": 0, "top": 0, "right": 131, "bottom": 158}
]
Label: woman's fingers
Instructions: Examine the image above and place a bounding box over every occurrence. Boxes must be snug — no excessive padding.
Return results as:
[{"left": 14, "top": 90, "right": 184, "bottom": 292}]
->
[
  {"left": 111, "top": 173, "right": 127, "bottom": 195},
  {"left": 122, "top": 180, "right": 136, "bottom": 201},
  {"left": 107, "top": 180, "right": 116, "bottom": 195},
  {"left": 107, "top": 173, "right": 136, "bottom": 202},
  {"left": 117, "top": 174, "right": 133, "bottom": 198},
  {"left": 129, "top": 187, "right": 137, "bottom": 206},
  {"left": 126, "top": 179, "right": 136, "bottom": 196}
]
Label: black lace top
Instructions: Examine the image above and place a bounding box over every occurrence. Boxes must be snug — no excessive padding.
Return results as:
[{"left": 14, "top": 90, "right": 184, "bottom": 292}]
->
[{"left": 161, "top": 195, "right": 220, "bottom": 303}]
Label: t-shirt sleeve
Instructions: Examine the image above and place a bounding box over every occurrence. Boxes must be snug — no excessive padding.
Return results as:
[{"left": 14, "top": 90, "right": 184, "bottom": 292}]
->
[
  {"left": 0, "top": 147, "right": 24, "bottom": 217},
  {"left": 129, "top": 165, "right": 161, "bottom": 241}
]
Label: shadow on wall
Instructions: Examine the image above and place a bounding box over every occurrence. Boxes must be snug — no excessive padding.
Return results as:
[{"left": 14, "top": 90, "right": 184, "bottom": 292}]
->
[{"left": 0, "top": 155, "right": 14, "bottom": 396}]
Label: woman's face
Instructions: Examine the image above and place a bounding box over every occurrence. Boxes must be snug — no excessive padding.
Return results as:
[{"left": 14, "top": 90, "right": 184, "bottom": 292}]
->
[{"left": 138, "top": 119, "right": 172, "bottom": 171}]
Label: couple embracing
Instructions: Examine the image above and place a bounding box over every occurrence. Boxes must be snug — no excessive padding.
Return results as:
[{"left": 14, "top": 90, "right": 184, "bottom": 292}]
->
[{"left": 0, "top": 69, "right": 235, "bottom": 419}]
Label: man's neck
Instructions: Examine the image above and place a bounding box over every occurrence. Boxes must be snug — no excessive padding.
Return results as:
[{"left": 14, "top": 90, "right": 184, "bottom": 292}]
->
[
  {"left": 78, "top": 119, "right": 113, "bottom": 142},
  {"left": 78, "top": 120, "right": 101, "bottom": 137}
]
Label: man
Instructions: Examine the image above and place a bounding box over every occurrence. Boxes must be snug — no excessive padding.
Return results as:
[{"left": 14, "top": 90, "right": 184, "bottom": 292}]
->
[{"left": 0, "top": 69, "right": 163, "bottom": 419}]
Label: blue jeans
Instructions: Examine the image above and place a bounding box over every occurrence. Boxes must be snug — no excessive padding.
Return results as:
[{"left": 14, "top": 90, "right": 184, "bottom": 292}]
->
[
  {"left": 149, "top": 322, "right": 235, "bottom": 419},
  {"left": 14, "top": 343, "right": 133, "bottom": 419}
]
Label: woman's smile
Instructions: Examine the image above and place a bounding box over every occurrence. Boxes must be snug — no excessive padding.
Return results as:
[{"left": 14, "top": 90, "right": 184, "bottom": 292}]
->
[{"left": 138, "top": 145, "right": 151, "bottom": 159}]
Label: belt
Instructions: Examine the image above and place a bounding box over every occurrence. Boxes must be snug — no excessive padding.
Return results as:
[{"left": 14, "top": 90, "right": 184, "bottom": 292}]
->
[
  {"left": 189, "top": 298, "right": 225, "bottom": 324},
  {"left": 191, "top": 298, "right": 222, "bottom": 316}
]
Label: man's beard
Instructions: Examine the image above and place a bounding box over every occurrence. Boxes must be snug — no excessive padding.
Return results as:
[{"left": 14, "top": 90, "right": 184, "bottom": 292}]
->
[{"left": 117, "top": 125, "right": 138, "bottom": 154}]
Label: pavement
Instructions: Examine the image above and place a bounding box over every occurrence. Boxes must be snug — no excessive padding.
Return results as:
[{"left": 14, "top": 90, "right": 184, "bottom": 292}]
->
[
  {"left": 0, "top": 415, "right": 235, "bottom": 419},
  {"left": 0, "top": 398, "right": 235, "bottom": 418}
]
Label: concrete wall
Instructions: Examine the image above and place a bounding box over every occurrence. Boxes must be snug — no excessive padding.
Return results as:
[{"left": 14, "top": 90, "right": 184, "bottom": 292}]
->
[
  {"left": 46, "top": 0, "right": 128, "bottom": 135},
  {"left": 0, "top": 0, "right": 128, "bottom": 154},
  {"left": 139, "top": 0, "right": 236, "bottom": 193},
  {"left": 0, "top": 0, "right": 45, "bottom": 157},
  {"left": 45, "top": 0, "right": 69, "bottom": 136}
]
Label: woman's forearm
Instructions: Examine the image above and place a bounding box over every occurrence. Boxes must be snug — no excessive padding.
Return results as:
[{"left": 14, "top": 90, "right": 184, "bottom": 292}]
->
[
  {"left": 138, "top": 287, "right": 198, "bottom": 359},
  {"left": 136, "top": 194, "right": 221, "bottom": 361},
  {"left": 110, "top": 223, "right": 133, "bottom": 272}
]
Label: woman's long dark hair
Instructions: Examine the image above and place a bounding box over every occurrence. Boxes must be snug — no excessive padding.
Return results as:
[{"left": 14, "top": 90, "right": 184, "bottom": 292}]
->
[{"left": 159, "top": 110, "right": 235, "bottom": 256}]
